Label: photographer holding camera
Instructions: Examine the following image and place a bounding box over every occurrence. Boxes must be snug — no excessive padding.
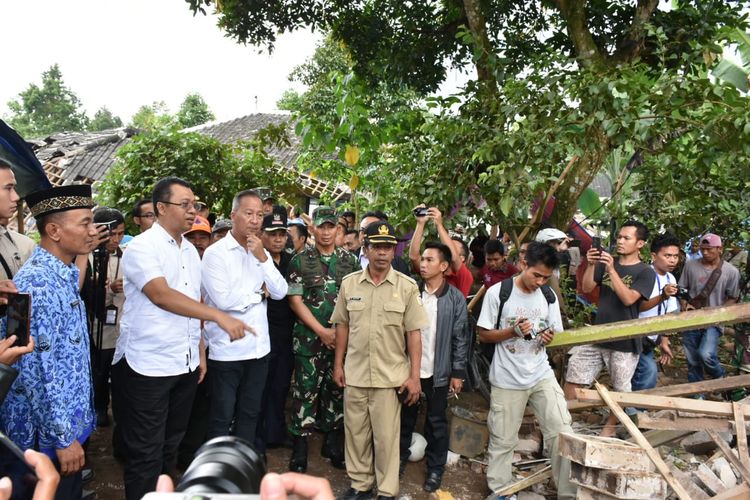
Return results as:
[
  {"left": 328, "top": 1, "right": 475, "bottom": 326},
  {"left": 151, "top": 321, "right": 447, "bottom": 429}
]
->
[{"left": 477, "top": 242, "right": 575, "bottom": 499}]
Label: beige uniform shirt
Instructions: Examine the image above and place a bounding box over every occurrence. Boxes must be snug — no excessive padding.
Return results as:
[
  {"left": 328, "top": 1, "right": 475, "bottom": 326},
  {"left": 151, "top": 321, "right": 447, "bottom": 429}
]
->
[
  {"left": 331, "top": 267, "right": 428, "bottom": 388},
  {"left": 0, "top": 226, "right": 35, "bottom": 279}
]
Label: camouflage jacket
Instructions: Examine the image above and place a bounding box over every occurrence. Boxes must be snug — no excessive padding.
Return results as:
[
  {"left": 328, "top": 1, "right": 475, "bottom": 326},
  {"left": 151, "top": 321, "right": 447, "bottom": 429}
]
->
[{"left": 287, "top": 246, "right": 359, "bottom": 356}]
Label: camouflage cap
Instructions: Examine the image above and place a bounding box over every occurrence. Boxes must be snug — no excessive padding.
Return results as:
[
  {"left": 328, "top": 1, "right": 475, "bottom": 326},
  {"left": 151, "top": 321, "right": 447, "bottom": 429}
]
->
[{"left": 312, "top": 206, "right": 337, "bottom": 226}]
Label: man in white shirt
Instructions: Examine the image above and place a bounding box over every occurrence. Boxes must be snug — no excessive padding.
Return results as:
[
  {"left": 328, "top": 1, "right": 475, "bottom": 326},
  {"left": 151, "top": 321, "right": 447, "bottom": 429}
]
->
[
  {"left": 201, "top": 190, "right": 288, "bottom": 449},
  {"left": 477, "top": 242, "right": 576, "bottom": 499},
  {"left": 631, "top": 233, "right": 679, "bottom": 394},
  {"left": 112, "top": 177, "right": 252, "bottom": 500}
]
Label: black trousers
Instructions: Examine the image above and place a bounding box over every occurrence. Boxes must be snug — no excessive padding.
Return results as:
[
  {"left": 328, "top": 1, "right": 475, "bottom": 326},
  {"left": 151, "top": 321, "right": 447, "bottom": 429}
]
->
[
  {"left": 93, "top": 348, "right": 115, "bottom": 413},
  {"left": 399, "top": 377, "right": 449, "bottom": 472},
  {"left": 207, "top": 356, "right": 268, "bottom": 444},
  {"left": 256, "top": 335, "right": 294, "bottom": 451},
  {"left": 112, "top": 358, "right": 199, "bottom": 500}
]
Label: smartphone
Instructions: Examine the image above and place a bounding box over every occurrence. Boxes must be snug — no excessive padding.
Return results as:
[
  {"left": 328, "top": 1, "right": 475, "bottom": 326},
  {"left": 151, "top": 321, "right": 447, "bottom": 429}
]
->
[
  {"left": 592, "top": 236, "right": 602, "bottom": 251},
  {"left": 6, "top": 293, "right": 30, "bottom": 348},
  {"left": 0, "top": 431, "right": 37, "bottom": 499},
  {"left": 413, "top": 207, "right": 429, "bottom": 217}
]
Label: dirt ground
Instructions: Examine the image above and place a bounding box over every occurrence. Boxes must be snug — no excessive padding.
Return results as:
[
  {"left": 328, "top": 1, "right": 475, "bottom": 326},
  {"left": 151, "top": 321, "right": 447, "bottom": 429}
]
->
[{"left": 86, "top": 390, "right": 492, "bottom": 500}]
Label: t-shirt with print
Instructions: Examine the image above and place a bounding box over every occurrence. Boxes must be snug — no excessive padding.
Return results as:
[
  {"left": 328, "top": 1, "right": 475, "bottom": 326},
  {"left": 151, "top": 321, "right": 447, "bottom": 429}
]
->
[
  {"left": 639, "top": 269, "right": 679, "bottom": 344},
  {"left": 595, "top": 260, "right": 655, "bottom": 354},
  {"left": 477, "top": 279, "right": 563, "bottom": 390}
]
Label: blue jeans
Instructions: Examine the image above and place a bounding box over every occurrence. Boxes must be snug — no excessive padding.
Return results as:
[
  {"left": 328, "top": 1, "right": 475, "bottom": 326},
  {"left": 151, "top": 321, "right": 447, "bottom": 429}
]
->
[
  {"left": 632, "top": 350, "right": 658, "bottom": 391},
  {"left": 625, "top": 349, "right": 658, "bottom": 416},
  {"left": 682, "top": 328, "right": 725, "bottom": 383}
]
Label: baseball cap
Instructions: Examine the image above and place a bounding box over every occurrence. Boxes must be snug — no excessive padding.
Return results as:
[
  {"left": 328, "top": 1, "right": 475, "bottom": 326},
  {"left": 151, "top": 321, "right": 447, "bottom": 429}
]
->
[
  {"left": 212, "top": 218, "right": 232, "bottom": 234},
  {"left": 363, "top": 221, "right": 398, "bottom": 245},
  {"left": 701, "top": 233, "right": 722, "bottom": 247},
  {"left": 262, "top": 210, "right": 288, "bottom": 231},
  {"left": 535, "top": 228, "right": 568, "bottom": 243},
  {"left": 312, "top": 206, "right": 337, "bottom": 226},
  {"left": 185, "top": 216, "right": 211, "bottom": 236}
]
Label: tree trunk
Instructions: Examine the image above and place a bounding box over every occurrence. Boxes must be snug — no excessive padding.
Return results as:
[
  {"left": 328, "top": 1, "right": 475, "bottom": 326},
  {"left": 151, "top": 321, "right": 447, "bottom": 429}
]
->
[
  {"left": 549, "top": 126, "right": 609, "bottom": 229},
  {"left": 462, "top": 0, "right": 499, "bottom": 97}
]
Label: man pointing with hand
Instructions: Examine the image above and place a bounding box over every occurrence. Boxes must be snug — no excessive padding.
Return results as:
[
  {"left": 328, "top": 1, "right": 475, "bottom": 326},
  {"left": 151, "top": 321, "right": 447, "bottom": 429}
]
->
[{"left": 112, "top": 177, "right": 254, "bottom": 500}]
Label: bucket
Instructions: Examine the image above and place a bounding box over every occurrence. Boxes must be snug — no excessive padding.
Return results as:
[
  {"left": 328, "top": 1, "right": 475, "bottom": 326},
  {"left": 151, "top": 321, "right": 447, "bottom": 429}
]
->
[{"left": 449, "top": 405, "right": 489, "bottom": 458}]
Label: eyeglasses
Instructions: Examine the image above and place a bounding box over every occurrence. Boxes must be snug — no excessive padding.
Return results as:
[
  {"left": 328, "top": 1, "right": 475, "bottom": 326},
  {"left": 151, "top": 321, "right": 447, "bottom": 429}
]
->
[{"left": 161, "top": 200, "right": 201, "bottom": 211}]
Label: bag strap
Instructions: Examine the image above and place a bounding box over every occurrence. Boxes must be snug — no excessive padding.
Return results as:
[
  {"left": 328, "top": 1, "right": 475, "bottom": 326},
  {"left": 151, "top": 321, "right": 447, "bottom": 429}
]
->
[
  {"left": 493, "top": 278, "right": 556, "bottom": 330},
  {"left": 697, "top": 264, "right": 723, "bottom": 303},
  {"left": 0, "top": 252, "right": 13, "bottom": 279}
]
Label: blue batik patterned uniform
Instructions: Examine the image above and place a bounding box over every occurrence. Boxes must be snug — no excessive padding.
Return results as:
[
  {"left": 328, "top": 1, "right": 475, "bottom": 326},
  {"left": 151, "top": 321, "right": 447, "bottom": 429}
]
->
[{"left": 0, "top": 246, "right": 95, "bottom": 455}]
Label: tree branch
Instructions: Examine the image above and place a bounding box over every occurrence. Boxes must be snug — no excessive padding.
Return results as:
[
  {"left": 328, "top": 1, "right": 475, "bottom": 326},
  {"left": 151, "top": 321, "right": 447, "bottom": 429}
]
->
[
  {"left": 613, "top": 0, "right": 660, "bottom": 62},
  {"left": 553, "top": 0, "right": 606, "bottom": 68}
]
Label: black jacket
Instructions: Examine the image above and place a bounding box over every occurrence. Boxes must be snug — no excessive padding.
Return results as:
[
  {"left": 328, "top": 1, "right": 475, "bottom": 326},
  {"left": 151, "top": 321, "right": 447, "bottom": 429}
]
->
[{"left": 421, "top": 280, "right": 471, "bottom": 387}]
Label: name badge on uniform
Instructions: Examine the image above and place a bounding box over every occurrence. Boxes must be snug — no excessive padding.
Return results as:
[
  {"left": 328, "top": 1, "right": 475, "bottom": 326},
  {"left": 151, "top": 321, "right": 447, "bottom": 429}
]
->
[{"left": 105, "top": 304, "right": 119, "bottom": 325}]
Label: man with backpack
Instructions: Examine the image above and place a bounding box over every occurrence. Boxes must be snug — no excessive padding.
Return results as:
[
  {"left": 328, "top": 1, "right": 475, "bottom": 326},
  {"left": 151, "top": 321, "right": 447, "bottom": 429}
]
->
[{"left": 477, "top": 242, "right": 576, "bottom": 499}]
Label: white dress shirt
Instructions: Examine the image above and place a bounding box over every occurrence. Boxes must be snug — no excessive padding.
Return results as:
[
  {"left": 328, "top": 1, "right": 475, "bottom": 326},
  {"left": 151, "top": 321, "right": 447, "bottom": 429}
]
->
[
  {"left": 114, "top": 222, "right": 202, "bottom": 376},
  {"left": 201, "top": 231, "right": 288, "bottom": 361}
]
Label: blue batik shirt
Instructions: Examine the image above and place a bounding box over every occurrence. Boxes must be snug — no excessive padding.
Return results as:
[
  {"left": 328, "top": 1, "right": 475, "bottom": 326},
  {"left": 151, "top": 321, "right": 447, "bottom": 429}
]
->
[{"left": 0, "top": 246, "right": 95, "bottom": 455}]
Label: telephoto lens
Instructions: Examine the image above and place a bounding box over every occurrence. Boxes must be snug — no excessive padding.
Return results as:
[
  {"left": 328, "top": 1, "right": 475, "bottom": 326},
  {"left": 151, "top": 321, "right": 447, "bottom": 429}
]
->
[{"left": 176, "top": 436, "right": 266, "bottom": 494}]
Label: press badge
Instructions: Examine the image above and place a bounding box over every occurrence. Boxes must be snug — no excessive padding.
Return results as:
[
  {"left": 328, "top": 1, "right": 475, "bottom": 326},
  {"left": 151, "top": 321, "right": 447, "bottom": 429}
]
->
[{"left": 105, "top": 304, "right": 119, "bottom": 325}]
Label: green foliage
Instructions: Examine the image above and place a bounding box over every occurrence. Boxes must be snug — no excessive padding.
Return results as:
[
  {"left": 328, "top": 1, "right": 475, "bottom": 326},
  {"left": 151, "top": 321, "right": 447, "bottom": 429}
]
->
[
  {"left": 89, "top": 106, "right": 123, "bottom": 131},
  {"left": 176, "top": 93, "right": 216, "bottom": 128},
  {"left": 276, "top": 90, "right": 304, "bottom": 111},
  {"left": 97, "top": 125, "right": 299, "bottom": 219},
  {"left": 6, "top": 64, "right": 89, "bottom": 138},
  {"left": 129, "top": 101, "right": 175, "bottom": 130}
]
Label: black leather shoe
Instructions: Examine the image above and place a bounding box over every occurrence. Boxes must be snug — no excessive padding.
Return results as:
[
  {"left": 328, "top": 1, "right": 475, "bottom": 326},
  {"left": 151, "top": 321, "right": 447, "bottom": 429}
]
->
[
  {"left": 337, "top": 487, "right": 373, "bottom": 500},
  {"left": 321, "top": 430, "right": 346, "bottom": 469},
  {"left": 398, "top": 459, "right": 407, "bottom": 478},
  {"left": 423, "top": 470, "right": 443, "bottom": 492},
  {"left": 289, "top": 436, "right": 308, "bottom": 473}
]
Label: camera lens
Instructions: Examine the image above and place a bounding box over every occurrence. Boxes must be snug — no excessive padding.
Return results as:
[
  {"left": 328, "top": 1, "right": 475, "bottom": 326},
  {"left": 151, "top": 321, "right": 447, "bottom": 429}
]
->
[{"left": 176, "top": 436, "right": 266, "bottom": 494}]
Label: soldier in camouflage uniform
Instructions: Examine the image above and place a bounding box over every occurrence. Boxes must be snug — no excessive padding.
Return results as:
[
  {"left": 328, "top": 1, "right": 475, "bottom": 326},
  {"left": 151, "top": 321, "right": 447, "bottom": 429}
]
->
[{"left": 286, "top": 206, "right": 359, "bottom": 472}]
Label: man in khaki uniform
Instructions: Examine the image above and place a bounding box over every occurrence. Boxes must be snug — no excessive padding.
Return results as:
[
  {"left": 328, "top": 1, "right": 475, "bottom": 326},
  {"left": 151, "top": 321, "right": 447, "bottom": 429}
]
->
[{"left": 332, "top": 221, "right": 427, "bottom": 500}]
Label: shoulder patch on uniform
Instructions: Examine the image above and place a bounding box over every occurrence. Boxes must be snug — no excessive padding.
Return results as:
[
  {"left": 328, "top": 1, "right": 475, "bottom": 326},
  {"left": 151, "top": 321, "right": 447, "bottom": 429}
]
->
[
  {"left": 400, "top": 274, "right": 418, "bottom": 286},
  {"left": 342, "top": 270, "right": 363, "bottom": 281}
]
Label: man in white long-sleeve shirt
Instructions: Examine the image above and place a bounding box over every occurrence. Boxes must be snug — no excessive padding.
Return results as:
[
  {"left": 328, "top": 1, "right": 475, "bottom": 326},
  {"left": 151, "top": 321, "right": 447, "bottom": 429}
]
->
[{"left": 201, "top": 189, "right": 288, "bottom": 446}]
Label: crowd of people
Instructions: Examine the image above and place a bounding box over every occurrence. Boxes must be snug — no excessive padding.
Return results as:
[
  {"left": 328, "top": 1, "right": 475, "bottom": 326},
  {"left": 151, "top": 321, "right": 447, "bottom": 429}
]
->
[{"left": 0, "top": 163, "right": 748, "bottom": 500}]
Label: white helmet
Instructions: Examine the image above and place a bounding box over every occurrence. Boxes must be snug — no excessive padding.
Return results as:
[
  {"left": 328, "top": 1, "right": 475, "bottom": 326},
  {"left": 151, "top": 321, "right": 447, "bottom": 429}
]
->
[
  {"left": 535, "top": 228, "right": 568, "bottom": 243},
  {"left": 408, "top": 432, "right": 427, "bottom": 462}
]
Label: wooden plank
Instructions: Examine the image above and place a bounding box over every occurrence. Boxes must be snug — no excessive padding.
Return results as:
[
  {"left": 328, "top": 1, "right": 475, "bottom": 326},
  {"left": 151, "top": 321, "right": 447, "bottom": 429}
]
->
[
  {"left": 632, "top": 429, "right": 694, "bottom": 447},
  {"left": 548, "top": 302, "right": 750, "bottom": 348},
  {"left": 708, "top": 430, "right": 750, "bottom": 487},
  {"left": 670, "top": 466, "right": 711, "bottom": 500},
  {"left": 637, "top": 413, "right": 750, "bottom": 433},
  {"left": 735, "top": 402, "right": 750, "bottom": 471},
  {"left": 493, "top": 465, "right": 552, "bottom": 496},
  {"left": 570, "top": 462, "right": 667, "bottom": 499},
  {"left": 569, "top": 373, "right": 750, "bottom": 412},
  {"left": 575, "top": 389, "right": 750, "bottom": 419},
  {"left": 594, "top": 382, "right": 693, "bottom": 500},
  {"left": 692, "top": 463, "right": 727, "bottom": 495},
  {"left": 710, "top": 482, "right": 750, "bottom": 499},
  {"left": 559, "top": 432, "right": 654, "bottom": 472}
]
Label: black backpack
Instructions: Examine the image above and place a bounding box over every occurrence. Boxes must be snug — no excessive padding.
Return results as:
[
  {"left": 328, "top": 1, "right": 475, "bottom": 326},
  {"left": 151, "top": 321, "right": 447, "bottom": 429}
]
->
[{"left": 493, "top": 278, "right": 556, "bottom": 330}]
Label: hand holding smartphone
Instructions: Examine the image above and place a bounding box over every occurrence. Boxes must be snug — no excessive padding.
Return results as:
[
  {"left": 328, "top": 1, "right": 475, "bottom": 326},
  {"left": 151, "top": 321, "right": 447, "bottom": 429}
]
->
[{"left": 6, "top": 293, "right": 30, "bottom": 348}]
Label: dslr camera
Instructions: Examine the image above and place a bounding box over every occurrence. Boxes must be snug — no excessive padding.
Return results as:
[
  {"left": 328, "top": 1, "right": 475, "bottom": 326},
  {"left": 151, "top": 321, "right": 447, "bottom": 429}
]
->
[{"left": 142, "top": 436, "right": 265, "bottom": 499}]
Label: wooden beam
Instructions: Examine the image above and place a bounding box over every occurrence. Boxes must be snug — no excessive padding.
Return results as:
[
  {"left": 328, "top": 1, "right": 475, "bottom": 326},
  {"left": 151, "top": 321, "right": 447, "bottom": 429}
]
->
[
  {"left": 493, "top": 465, "right": 552, "bottom": 496},
  {"left": 632, "top": 429, "right": 694, "bottom": 447},
  {"left": 707, "top": 430, "right": 750, "bottom": 487},
  {"left": 569, "top": 373, "right": 750, "bottom": 412},
  {"left": 735, "top": 403, "right": 750, "bottom": 472},
  {"left": 711, "top": 483, "right": 750, "bottom": 500},
  {"left": 575, "top": 389, "right": 750, "bottom": 419},
  {"left": 594, "top": 382, "right": 693, "bottom": 499},
  {"left": 548, "top": 302, "right": 750, "bottom": 348},
  {"left": 637, "top": 413, "right": 750, "bottom": 433}
]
